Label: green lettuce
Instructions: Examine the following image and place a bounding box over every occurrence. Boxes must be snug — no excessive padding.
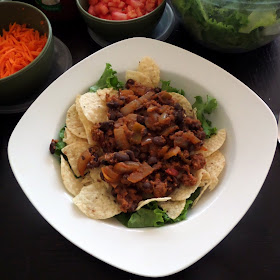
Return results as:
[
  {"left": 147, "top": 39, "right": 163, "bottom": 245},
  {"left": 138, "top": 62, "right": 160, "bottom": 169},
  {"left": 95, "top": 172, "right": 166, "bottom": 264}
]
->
[
  {"left": 161, "top": 80, "right": 185, "bottom": 95},
  {"left": 90, "top": 63, "right": 124, "bottom": 92},
  {"left": 53, "top": 126, "right": 66, "bottom": 159},
  {"left": 116, "top": 188, "right": 201, "bottom": 228},
  {"left": 192, "top": 95, "right": 217, "bottom": 138},
  {"left": 173, "top": 0, "right": 280, "bottom": 51}
]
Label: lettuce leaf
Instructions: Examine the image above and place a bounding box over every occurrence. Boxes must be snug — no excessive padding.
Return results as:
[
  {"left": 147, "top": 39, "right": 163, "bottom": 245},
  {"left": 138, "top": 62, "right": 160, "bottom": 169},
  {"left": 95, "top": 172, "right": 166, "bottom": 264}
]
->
[
  {"left": 54, "top": 126, "right": 66, "bottom": 159},
  {"left": 172, "top": 0, "right": 280, "bottom": 50},
  {"left": 161, "top": 80, "right": 185, "bottom": 96},
  {"left": 192, "top": 95, "right": 217, "bottom": 138},
  {"left": 90, "top": 63, "right": 124, "bottom": 92},
  {"left": 116, "top": 188, "right": 201, "bottom": 228}
]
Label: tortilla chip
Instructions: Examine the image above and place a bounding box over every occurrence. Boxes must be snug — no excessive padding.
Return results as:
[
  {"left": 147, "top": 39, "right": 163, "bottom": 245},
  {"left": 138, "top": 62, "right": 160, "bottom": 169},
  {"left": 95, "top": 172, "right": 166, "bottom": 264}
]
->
[
  {"left": 63, "top": 127, "right": 88, "bottom": 145},
  {"left": 62, "top": 141, "right": 91, "bottom": 177},
  {"left": 137, "top": 56, "right": 160, "bottom": 87},
  {"left": 61, "top": 156, "right": 91, "bottom": 196},
  {"left": 125, "top": 70, "right": 154, "bottom": 87},
  {"left": 89, "top": 167, "right": 104, "bottom": 183},
  {"left": 66, "top": 104, "right": 87, "bottom": 139},
  {"left": 80, "top": 174, "right": 93, "bottom": 186},
  {"left": 73, "top": 183, "right": 121, "bottom": 219},
  {"left": 200, "top": 129, "right": 227, "bottom": 157},
  {"left": 209, "top": 175, "right": 219, "bottom": 191},
  {"left": 192, "top": 170, "right": 212, "bottom": 207},
  {"left": 158, "top": 200, "right": 186, "bottom": 219},
  {"left": 170, "top": 169, "right": 208, "bottom": 201},
  {"left": 169, "top": 92, "right": 195, "bottom": 118},
  {"left": 205, "top": 150, "right": 225, "bottom": 179},
  {"left": 136, "top": 197, "right": 171, "bottom": 211},
  {"left": 75, "top": 95, "right": 95, "bottom": 145},
  {"left": 79, "top": 92, "right": 108, "bottom": 124},
  {"left": 96, "top": 88, "right": 118, "bottom": 102}
]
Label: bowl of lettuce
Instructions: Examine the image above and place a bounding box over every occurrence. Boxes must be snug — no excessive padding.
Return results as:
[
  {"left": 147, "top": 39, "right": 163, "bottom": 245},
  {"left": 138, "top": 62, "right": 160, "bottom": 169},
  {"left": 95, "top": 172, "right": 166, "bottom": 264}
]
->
[{"left": 172, "top": 0, "right": 280, "bottom": 52}]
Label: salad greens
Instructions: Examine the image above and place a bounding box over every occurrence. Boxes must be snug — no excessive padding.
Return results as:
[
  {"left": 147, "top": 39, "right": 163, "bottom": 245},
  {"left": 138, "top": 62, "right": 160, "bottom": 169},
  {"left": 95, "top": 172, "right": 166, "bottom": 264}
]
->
[
  {"left": 193, "top": 95, "right": 217, "bottom": 137},
  {"left": 173, "top": 0, "right": 280, "bottom": 51},
  {"left": 53, "top": 126, "right": 66, "bottom": 159},
  {"left": 161, "top": 80, "right": 185, "bottom": 95},
  {"left": 89, "top": 63, "right": 124, "bottom": 92},
  {"left": 116, "top": 188, "right": 201, "bottom": 228}
]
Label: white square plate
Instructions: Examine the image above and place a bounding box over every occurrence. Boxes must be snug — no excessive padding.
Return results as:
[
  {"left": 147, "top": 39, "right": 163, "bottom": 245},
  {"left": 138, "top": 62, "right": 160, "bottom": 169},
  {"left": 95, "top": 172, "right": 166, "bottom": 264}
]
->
[{"left": 8, "top": 38, "right": 277, "bottom": 277}]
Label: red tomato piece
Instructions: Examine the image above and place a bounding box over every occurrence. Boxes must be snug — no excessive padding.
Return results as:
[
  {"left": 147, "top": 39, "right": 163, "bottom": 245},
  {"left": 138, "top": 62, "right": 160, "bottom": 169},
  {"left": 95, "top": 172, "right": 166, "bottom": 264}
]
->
[
  {"left": 95, "top": 2, "right": 109, "bottom": 15},
  {"left": 111, "top": 11, "right": 128, "bottom": 20},
  {"left": 88, "top": 5, "right": 96, "bottom": 16},
  {"left": 89, "top": 0, "right": 98, "bottom": 5},
  {"left": 135, "top": 6, "right": 143, "bottom": 17},
  {"left": 127, "top": 0, "right": 144, "bottom": 9},
  {"left": 165, "top": 168, "right": 179, "bottom": 177},
  {"left": 127, "top": 9, "right": 137, "bottom": 19},
  {"left": 118, "top": 1, "right": 126, "bottom": 8},
  {"left": 109, "top": 7, "right": 122, "bottom": 13}
]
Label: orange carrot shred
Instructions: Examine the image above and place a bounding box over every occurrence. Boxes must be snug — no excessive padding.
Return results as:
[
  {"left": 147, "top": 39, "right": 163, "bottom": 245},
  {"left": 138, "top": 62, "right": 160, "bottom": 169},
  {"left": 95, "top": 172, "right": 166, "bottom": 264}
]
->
[{"left": 0, "top": 22, "right": 47, "bottom": 79}]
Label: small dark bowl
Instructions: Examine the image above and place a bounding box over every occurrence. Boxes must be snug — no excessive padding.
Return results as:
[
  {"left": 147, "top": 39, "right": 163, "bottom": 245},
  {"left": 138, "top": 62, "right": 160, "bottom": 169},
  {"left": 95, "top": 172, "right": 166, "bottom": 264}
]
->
[
  {"left": 76, "top": 0, "right": 166, "bottom": 42},
  {"left": 0, "top": 1, "right": 54, "bottom": 105}
]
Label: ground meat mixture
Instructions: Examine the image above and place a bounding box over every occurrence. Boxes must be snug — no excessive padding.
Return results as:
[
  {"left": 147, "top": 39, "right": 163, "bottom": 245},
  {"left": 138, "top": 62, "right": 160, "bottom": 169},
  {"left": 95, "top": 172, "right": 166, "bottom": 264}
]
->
[{"left": 79, "top": 80, "right": 206, "bottom": 213}]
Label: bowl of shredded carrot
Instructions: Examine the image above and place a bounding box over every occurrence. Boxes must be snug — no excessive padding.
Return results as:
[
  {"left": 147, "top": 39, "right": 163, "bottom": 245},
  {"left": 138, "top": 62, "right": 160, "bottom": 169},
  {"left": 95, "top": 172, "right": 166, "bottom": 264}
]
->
[{"left": 0, "top": 1, "right": 54, "bottom": 105}]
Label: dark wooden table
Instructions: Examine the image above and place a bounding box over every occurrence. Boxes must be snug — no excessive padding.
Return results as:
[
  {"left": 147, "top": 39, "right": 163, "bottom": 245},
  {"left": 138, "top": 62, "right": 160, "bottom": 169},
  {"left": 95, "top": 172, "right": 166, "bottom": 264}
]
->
[{"left": 1, "top": 4, "right": 280, "bottom": 280}]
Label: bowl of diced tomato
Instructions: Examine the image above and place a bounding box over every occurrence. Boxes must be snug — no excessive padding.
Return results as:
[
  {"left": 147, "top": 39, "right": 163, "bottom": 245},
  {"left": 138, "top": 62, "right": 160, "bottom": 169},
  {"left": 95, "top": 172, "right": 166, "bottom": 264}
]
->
[{"left": 76, "top": 0, "right": 166, "bottom": 41}]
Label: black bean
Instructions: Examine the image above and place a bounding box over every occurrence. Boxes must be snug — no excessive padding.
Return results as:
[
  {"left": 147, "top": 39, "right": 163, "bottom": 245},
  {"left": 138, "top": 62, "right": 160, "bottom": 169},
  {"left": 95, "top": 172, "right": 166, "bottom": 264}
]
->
[
  {"left": 174, "top": 103, "right": 183, "bottom": 110},
  {"left": 139, "top": 153, "right": 148, "bottom": 161},
  {"left": 154, "top": 87, "right": 161, "bottom": 93},
  {"left": 106, "top": 101, "right": 120, "bottom": 108},
  {"left": 49, "top": 140, "right": 57, "bottom": 154},
  {"left": 125, "top": 79, "right": 135, "bottom": 88},
  {"left": 148, "top": 156, "right": 157, "bottom": 165},
  {"left": 109, "top": 110, "right": 123, "bottom": 121},
  {"left": 114, "top": 152, "right": 130, "bottom": 162},
  {"left": 142, "top": 181, "right": 152, "bottom": 190},
  {"left": 126, "top": 150, "right": 137, "bottom": 161},
  {"left": 99, "top": 121, "right": 114, "bottom": 132},
  {"left": 100, "top": 171, "right": 105, "bottom": 181},
  {"left": 152, "top": 136, "right": 166, "bottom": 146},
  {"left": 137, "top": 115, "right": 145, "bottom": 124}
]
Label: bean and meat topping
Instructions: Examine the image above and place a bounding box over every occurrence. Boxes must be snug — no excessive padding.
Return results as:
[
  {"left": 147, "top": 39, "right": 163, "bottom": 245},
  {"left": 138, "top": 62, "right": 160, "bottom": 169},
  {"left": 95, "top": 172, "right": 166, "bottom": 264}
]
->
[{"left": 78, "top": 80, "right": 206, "bottom": 213}]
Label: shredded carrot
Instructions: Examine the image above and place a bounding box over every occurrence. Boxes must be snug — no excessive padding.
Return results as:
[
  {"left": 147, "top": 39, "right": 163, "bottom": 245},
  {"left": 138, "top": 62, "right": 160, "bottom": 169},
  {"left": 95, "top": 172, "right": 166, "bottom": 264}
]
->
[{"left": 0, "top": 23, "right": 47, "bottom": 79}]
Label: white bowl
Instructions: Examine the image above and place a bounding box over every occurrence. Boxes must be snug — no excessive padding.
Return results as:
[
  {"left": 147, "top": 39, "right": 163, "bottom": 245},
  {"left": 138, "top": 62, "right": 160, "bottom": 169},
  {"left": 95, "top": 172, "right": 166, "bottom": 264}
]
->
[{"left": 8, "top": 38, "right": 277, "bottom": 277}]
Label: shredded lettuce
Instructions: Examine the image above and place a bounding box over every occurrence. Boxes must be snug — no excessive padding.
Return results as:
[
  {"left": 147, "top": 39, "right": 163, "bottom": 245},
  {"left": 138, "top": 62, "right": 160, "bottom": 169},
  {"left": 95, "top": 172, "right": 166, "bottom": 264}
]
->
[
  {"left": 90, "top": 63, "right": 124, "bottom": 92},
  {"left": 173, "top": 0, "right": 280, "bottom": 50},
  {"left": 116, "top": 188, "right": 201, "bottom": 228},
  {"left": 161, "top": 80, "right": 185, "bottom": 95},
  {"left": 192, "top": 95, "right": 217, "bottom": 138}
]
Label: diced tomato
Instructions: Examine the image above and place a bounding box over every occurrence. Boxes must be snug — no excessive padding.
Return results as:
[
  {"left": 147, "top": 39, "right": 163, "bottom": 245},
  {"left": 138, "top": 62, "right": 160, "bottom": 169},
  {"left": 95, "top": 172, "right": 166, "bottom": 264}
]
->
[
  {"left": 89, "top": 0, "right": 98, "bottom": 5},
  {"left": 111, "top": 11, "right": 128, "bottom": 20},
  {"left": 88, "top": 5, "right": 96, "bottom": 16},
  {"left": 165, "top": 168, "right": 179, "bottom": 177},
  {"left": 135, "top": 6, "right": 143, "bottom": 17},
  {"left": 118, "top": 1, "right": 126, "bottom": 8},
  {"left": 127, "top": 0, "right": 144, "bottom": 8},
  {"left": 87, "top": 0, "right": 160, "bottom": 20},
  {"left": 109, "top": 7, "right": 122, "bottom": 13},
  {"left": 145, "top": 0, "right": 156, "bottom": 12},
  {"left": 95, "top": 2, "right": 109, "bottom": 15},
  {"left": 127, "top": 9, "right": 137, "bottom": 19}
]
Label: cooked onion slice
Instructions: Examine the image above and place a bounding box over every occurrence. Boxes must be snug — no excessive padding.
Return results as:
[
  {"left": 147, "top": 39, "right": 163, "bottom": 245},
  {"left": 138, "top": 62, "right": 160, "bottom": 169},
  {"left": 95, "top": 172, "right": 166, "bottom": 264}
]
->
[{"left": 127, "top": 162, "right": 154, "bottom": 183}]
